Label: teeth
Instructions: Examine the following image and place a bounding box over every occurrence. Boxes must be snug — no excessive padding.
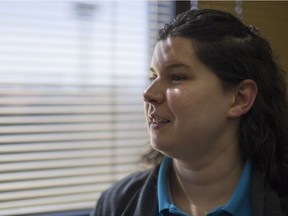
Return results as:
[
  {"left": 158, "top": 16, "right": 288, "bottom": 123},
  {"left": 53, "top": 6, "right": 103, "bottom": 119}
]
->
[{"left": 152, "top": 116, "right": 169, "bottom": 124}]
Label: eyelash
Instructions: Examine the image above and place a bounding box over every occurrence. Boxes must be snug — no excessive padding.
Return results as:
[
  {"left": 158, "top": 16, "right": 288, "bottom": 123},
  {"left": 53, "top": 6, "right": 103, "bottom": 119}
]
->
[
  {"left": 171, "top": 74, "right": 186, "bottom": 81},
  {"left": 148, "top": 74, "right": 157, "bottom": 82},
  {"left": 148, "top": 73, "right": 186, "bottom": 82}
]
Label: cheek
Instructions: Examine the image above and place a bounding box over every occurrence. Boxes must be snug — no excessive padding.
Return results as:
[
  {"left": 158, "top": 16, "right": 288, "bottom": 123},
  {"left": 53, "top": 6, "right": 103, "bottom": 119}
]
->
[
  {"left": 166, "top": 87, "right": 227, "bottom": 118},
  {"left": 166, "top": 88, "right": 182, "bottom": 108},
  {"left": 166, "top": 88, "right": 193, "bottom": 114}
]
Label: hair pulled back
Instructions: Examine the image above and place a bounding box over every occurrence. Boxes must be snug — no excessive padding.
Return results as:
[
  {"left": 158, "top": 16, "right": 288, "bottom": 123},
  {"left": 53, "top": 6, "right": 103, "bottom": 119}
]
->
[{"left": 142, "top": 9, "right": 288, "bottom": 200}]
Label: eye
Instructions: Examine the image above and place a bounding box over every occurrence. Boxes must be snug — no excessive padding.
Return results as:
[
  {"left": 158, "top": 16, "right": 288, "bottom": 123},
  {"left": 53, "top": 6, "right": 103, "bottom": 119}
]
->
[
  {"left": 149, "top": 74, "right": 157, "bottom": 82},
  {"left": 171, "top": 73, "right": 186, "bottom": 81}
]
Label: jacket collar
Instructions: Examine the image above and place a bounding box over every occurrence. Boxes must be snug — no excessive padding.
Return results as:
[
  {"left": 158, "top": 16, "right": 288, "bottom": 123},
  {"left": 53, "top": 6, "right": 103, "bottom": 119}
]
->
[{"left": 251, "top": 166, "right": 284, "bottom": 216}]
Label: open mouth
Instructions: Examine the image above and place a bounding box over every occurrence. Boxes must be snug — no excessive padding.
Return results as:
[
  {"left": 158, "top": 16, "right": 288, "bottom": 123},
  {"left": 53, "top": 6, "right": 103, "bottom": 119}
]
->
[{"left": 150, "top": 115, "right": 170, "bottom": 125}]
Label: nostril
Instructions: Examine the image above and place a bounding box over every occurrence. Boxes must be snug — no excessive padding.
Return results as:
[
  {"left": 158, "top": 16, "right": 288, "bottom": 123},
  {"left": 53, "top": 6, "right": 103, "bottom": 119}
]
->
[
  {"left": 143, "top": 93, "right": 162, "bottom": 104},
  {"left": 143, "top": 92, "right": 153, "bottom": 103},
  {"left": 143, "top": 95, "right": 149, "bottom": 103},
  {"left": 143, "top": 88, "right": 154, "bottom": 102},
  {"left": 143, "top": 82, "right": 164, "bottom": 104}
]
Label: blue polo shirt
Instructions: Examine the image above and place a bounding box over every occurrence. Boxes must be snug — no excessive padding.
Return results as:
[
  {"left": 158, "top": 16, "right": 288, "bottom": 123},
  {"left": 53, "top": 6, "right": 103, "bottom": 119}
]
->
[{"left": 157, "top": 157, "right": 252, "bottom": 216}]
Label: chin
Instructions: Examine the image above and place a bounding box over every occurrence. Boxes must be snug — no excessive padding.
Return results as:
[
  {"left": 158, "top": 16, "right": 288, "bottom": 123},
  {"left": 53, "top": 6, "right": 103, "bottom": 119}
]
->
[{"left": 151, "top": 142, "right": 175, "bottom": 157}]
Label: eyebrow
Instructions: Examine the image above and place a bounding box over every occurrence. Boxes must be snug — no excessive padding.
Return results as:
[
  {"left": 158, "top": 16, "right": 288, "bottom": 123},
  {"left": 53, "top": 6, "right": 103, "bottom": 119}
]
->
[
  {"left": 150, "top": 63, "right": 190, "bottom": 73},
  {"left": 166, "top": 63, "right": 190, "bottom": 70}
]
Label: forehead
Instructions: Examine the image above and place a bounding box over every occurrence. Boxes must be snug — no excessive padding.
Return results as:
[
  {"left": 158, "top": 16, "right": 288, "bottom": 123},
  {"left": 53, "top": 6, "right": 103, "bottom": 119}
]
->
[{"left": 151, "top": 37, "right": 198, "bottom": 68}]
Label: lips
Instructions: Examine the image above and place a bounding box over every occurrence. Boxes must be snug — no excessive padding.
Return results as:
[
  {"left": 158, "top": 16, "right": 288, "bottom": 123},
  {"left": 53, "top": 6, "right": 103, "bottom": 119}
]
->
[{"left": 149, "top": 114, "right": 170, "bottom": 126}]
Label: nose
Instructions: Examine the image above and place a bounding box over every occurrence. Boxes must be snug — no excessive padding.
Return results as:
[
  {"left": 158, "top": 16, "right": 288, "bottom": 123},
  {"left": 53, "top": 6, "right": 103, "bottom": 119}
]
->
[{"left": 143, "top": 80, "right": 164, "bottom": 104}]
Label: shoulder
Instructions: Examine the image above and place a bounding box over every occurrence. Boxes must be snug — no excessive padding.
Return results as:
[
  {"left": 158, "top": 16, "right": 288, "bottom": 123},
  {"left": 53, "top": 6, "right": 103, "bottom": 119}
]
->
[
  {"left": 251, "top": 165, "right": 288, "bottom": 216},
  {"left": 104, "top": 169, "right": 155, "bottom": 199},
  {"left": 280, "top": 195, "right": 288, "bottom": 216},
  {"left": 92, "top": 168, "right": 158, "bottom": 216}
]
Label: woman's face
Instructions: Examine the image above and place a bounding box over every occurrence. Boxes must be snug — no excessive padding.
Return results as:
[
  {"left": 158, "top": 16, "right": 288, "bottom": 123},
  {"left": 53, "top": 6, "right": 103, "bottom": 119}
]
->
[{"left": 143, "top": 37, "right": 238, "bottom": 161}]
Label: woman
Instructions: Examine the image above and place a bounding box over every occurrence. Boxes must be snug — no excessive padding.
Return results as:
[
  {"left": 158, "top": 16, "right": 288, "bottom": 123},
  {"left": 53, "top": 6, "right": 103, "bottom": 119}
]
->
[{"left": 92, "top": 9, "right": 288, "bottom": 216}]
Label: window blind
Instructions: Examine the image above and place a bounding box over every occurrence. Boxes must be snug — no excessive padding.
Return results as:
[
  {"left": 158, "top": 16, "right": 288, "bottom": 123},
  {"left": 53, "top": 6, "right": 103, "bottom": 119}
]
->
[{"left": 0, "top": 1, "right": 174, "bottom": 215}]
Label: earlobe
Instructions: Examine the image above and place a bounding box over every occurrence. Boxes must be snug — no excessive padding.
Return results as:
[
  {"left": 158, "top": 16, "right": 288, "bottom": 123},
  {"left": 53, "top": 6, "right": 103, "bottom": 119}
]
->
[{"left": 228, "top": 79, "right": 258, "bottom": 118}]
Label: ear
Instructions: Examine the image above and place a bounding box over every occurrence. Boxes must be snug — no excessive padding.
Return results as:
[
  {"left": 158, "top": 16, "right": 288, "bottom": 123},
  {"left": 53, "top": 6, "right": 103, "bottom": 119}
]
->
[{"left": 228, "top": 79, "right": 258, "bottom": 118}]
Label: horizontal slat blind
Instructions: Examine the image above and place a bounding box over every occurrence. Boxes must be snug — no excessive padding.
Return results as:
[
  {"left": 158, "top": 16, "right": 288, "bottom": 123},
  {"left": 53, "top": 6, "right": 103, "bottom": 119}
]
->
[
  {"left": 0, "top": 1, "right": 173, "bottom": 215},
  {"left": 148, "top": 1, "right": 175, "bottom": 54}
]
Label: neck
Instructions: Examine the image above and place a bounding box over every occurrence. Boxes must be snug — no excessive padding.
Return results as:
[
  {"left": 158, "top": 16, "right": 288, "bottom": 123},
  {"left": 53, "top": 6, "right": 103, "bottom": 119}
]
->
[{"left": 170, "top": 142, "right": 244, "bottom": 216}]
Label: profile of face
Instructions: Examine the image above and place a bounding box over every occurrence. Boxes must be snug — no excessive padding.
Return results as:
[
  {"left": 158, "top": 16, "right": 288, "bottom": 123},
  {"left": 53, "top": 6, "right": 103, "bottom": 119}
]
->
[{"left": 143, "top": 37, "right": 250, "bottom": 162}]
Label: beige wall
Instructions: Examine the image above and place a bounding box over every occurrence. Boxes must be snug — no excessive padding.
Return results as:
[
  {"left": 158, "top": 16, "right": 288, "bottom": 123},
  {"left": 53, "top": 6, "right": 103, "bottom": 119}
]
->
[{"left": 197, "top": 1, "right": 288, "bottom": 73}]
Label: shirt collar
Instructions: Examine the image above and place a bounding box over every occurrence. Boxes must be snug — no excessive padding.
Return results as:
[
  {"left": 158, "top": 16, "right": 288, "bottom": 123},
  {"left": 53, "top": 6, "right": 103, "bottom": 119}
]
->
[
  {"left": 158, "top": 156, "right": 173, "bottom": 212},
  {"left": 216, "top": 159, "right": 252, "bottom": 216},
  {"left": 157, "top": 157, "right": 252, "bottom": 216},
  {"left": 157, "top": 157, "right": 189, "bottom": 216}
]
